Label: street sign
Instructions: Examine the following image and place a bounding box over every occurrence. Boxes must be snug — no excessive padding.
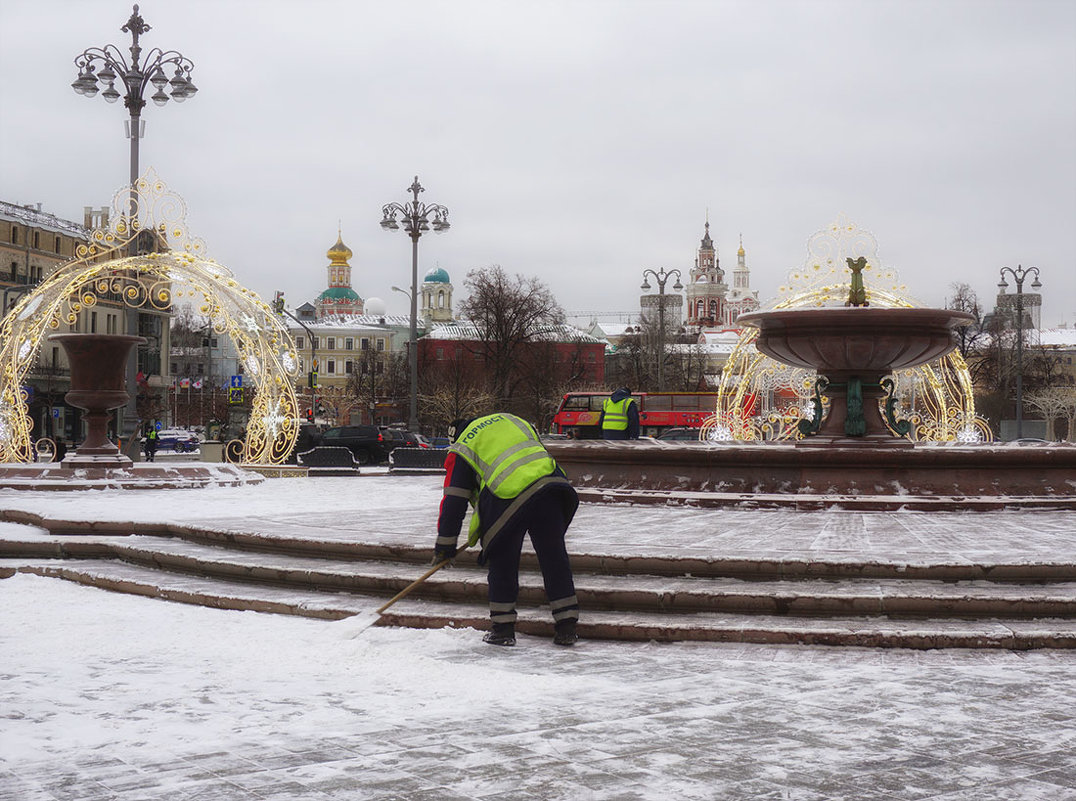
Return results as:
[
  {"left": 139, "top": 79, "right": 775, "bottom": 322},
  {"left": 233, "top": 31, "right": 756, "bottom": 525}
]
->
[
  {"left": 228, "top": 387, "right": 243, "bottom": 404},
  {"left": 230, "top": 375, "right": 243, "bottom": 389},
  {"left": 52, "top": 408, "right": 60, "bottom": 418}
]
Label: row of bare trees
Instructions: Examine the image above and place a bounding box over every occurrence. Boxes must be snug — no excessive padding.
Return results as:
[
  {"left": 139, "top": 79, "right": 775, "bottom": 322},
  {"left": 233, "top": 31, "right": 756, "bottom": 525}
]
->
[
  {"left": 947, "top": 282, "right": 1076, "bottom": 441},
  {"left": 329, "top": 265, "right": 602, "bottom": 434},
  {"left": 603, "top": 310, "right": 710, "bottom": 393}
]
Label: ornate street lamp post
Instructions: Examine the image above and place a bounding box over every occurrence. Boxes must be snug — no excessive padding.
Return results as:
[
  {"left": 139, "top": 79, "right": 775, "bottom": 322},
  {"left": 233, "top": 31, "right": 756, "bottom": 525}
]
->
[
  {"left": 640, "top": 267, "right": 683, "bottom": 391},
  {"left": 72, "top": 4, "right": 198, "bottom": 443},
  {"left": 72, "top": 4, "right": 198, "bottom": 228},
  {"left": 380, "top": 177, "right": 450, "bottom": 432},
  {"left": 997, "top": 264, "right": 1042, "bottom": 439}
]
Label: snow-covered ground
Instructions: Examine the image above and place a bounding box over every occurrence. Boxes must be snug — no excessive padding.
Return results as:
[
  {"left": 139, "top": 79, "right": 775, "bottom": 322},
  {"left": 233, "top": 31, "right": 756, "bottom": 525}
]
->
[{"left": 1, "top": 475, "right": 1075, "bottom": 799}]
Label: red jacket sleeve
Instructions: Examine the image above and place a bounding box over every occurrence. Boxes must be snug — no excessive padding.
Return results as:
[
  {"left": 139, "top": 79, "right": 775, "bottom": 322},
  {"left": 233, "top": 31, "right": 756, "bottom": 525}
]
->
[{"left": 436, "top": 452, "right": 476, "bottom": 548}]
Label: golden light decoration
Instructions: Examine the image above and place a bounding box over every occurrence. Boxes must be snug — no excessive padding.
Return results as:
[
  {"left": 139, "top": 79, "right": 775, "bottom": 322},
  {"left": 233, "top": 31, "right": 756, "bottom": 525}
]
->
[
  {"left": 0, "top": 169, "right": 300, "bottom": 464},
  {"left": 711, "top": 214, "right": 993, "bottom": 443}
]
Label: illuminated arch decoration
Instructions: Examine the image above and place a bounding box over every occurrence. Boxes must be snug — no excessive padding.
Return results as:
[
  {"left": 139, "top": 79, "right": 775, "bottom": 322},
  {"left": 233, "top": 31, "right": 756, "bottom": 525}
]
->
[
  {"left": 704, "top": 214, "right": 993, "bottom": 443},
  {"left": 0, "top": 170, "right": 300, "bottom": 464}
]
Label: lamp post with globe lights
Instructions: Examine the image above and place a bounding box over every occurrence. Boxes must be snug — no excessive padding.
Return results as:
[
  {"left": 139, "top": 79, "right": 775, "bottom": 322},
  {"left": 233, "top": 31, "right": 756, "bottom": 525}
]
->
[
  {"left": 72, "top": 4, "right": 198, "bottom": 228},
  {"left": 640, "top": 267, "right": 683, "bottom": 391},
  {"left": 380, "top": 177, "right": 450, "bottom": 431},
  {"left": 72, "top": 4, "right": 198, "bottom": 445},
  {"left": 997, "top": 264, "right": 1042, "bottom": 439}
]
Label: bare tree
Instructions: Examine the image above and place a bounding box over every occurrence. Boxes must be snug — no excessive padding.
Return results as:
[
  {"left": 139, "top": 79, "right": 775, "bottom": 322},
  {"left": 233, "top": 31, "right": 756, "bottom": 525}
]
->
[
  {"left": 458, "top": 265, "right": 564, "bottom": 405},
  {"left": 945, "top": 282, "right": 989, "bottom": 359},
  {"left": 1024, "top": 386, "right": 1076, "bottom": 441}
]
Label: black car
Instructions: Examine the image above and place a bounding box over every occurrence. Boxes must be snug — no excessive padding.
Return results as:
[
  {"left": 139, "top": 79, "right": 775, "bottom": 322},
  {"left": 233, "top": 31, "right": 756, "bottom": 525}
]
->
[
  {"left": 381, "top": 429, "right": 429, "bottom": 450},
  {"left": 319, "top": 425, "right": 393, "bottom": 464}
]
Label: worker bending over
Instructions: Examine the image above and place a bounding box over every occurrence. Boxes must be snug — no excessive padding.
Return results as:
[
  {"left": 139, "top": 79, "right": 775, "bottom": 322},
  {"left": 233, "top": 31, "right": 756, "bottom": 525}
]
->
[{"left": 435, "top": 413, "right": 580, "bottom": 647}]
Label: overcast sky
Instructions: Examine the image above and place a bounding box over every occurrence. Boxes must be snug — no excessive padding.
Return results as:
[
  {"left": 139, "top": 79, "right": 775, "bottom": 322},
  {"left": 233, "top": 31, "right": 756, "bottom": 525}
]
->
[{"left": 2, "top": 0, "right": 1074, "bottom": 326}]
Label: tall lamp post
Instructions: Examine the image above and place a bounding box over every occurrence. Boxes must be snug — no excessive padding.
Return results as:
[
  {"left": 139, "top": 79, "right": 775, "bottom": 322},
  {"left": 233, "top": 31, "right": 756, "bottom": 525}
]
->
[
  {"left": 380, "top": 176, "right": 450, "bottom": 431},
  {"left": 997, "top": 264, "right": 1042, "bottom": 439},
  {"left": 640, "top": 267, "right": 683, "bottom": 391},
  {"left": 72, "top": 3, "right": 198, "bottom": 443}
]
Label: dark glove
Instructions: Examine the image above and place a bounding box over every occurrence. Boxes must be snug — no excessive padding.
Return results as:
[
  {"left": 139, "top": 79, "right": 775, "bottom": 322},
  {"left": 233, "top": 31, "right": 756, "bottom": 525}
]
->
[{"left": 432, "top": 543, "right": 457, "bottom": 566}]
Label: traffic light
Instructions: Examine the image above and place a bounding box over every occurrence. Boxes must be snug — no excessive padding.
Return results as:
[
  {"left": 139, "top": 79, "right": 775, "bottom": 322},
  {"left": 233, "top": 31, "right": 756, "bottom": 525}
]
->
[
  {"left": 308, "top": 371, "right": 318, "bottom": 388},
  {"left": 306, "top": 408, "right": 314, "bottom": 422},
  {"left": 272, "top": 291, "right": 285, "bottom": 314}
]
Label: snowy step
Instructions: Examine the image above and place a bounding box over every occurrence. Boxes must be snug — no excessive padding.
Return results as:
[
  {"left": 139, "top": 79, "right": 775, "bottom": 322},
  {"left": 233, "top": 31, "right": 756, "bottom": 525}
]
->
[
  {"left": 102, "top": 535, "right": 1076, "bottom": 619},
  {"left": 5, "top": 531, "right": 1076, "bottom": 621},
  {"left": 4, "top": 559, "right": 1074, "bottom": 650}
]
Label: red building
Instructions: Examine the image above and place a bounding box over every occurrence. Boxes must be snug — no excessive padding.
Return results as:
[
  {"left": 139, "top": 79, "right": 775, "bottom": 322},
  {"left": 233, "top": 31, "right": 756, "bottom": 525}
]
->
[{"left": 419, "top": 322, "right": 606, "bottom": 388}]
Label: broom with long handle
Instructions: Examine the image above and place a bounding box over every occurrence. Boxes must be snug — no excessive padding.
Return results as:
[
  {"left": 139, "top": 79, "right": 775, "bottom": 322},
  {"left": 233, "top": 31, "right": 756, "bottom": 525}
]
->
[{"left": 339, "top": 542, "right": 471, "bottom": 638}]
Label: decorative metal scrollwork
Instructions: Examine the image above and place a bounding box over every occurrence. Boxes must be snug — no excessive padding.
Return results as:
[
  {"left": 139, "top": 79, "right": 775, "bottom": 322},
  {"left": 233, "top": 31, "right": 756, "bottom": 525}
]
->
[
  {"left": 880, "top": 377, "right": 912, "bottom": 437},
  {"left": 0, "top": 170, "right": 300, "bottom": 465},
  {"left": 796, "top": 377, "right": 829, "bottom": 437}
]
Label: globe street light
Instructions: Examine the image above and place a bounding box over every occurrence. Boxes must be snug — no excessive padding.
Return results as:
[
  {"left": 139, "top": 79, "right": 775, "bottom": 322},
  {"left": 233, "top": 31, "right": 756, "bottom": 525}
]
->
[
  {"left": 72, "top": 3, "right": 198, "bottom": 443},
  {"left": 997, "top": 264, "right": 1042, "bottom": 439},
  {"left": 380, "top": 177, "right": 450, "bottom": 432},
  {"left": 640, "top": 267, "right": 683, "bottom": 391},
  {"left": 73, "top": 4, "right": 198, "bottom": 227}
]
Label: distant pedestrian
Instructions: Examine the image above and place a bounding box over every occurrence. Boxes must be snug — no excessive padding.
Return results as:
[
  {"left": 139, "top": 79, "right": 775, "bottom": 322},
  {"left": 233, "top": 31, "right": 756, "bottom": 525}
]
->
[
  {"left": 144, "top": 421, "right": 159, "bottom": 462},
  {"left": 599, "top": 387, "right": 640, "bottom": 440},
  {"left": 435, "top": 413, "right": 580, "bottom": 647}
]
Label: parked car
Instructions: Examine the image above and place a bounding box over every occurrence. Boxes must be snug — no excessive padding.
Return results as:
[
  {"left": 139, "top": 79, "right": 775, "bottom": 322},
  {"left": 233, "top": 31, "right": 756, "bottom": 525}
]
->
[
  {"left": 143, "top": 428, "right": 200, "bottom": 452},
  {"left": 428, "top": 436, "right": 452, "bottom": 449},
  {"left": 319, "top": 425, "right": 393, "bottom": 464},
  {"left": 656, "top": 427, "right": 703, "bottom": 442}
]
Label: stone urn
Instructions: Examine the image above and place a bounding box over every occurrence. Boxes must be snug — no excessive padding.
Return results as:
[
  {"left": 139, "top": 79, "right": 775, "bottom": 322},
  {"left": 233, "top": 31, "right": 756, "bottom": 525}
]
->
[
  {"left": 737, "top": 307, "right": 974, "bottom": 445},
  {"left": 49, "top": 333, "right": 146, "bottom": 467}
]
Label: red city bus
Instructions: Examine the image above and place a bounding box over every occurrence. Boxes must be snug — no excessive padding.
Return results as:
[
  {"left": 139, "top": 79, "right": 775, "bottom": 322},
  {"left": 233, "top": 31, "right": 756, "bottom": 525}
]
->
[{"left": 552, "top": 392, "right": 720, "bottom": 438}]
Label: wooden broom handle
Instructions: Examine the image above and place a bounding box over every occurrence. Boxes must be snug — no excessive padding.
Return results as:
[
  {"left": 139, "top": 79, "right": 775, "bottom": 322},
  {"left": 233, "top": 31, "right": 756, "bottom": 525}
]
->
[{"left": 375, "top": 543, "right": 471, "bottom": 615}]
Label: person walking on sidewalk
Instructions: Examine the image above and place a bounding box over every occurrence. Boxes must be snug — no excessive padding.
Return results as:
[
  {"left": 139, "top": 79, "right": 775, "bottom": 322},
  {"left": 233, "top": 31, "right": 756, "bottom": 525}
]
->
[
  {"left": 599, "top": 387, "right": 640, "bottom": 440},
  {"left": 435, "top": 413, "right": 580, "bottom": 647}
]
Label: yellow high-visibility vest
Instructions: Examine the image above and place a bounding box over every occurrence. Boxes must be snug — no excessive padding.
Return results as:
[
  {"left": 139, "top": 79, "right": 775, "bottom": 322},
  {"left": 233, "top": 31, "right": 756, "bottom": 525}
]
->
[
  {"left": 602, "top": 397, "right": 633, "bottom": 431},
  {"left": 449, "top": 413, "right": 557, "bottom": 544}
]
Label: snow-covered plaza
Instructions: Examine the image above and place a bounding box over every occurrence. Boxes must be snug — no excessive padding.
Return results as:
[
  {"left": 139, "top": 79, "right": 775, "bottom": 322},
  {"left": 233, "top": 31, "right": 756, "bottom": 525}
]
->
[{"left": 2, "top": 475, "right": 1075, "bottom": 800}]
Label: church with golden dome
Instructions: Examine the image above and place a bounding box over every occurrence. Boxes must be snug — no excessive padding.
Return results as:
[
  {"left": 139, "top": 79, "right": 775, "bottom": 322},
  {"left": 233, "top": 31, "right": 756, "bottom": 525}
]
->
[{"left": 315, "top": 229, "right": 364, "bottom": 319}]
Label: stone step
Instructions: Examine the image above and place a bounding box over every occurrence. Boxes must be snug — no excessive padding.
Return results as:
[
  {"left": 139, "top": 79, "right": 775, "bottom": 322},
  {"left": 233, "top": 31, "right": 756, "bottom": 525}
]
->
[
  {"left": 4, "top": 513, "right": 1074, "bottom": 582},
  {"left": 5, "top": 531, "right": 1076, "bottom": 620},
  {"left": 4, "top": 559, "right": 1074, "bottom": 650}
]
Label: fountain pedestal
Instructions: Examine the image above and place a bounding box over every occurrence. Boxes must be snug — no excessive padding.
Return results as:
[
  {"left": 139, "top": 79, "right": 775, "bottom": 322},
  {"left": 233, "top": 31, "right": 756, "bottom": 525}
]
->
[{"left": 49, "top": 333, "right": 145, "bottom": 468}]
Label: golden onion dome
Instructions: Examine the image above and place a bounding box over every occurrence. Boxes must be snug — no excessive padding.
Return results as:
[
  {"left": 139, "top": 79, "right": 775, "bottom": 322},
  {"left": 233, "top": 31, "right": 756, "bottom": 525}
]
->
[{"left": 327, "top": 232, "right": 353, "bottom": 266}]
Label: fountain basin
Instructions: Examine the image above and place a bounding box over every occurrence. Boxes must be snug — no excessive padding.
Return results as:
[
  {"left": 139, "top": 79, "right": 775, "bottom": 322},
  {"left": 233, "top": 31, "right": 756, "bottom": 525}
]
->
[{"left": 738, "top": 307, "right": 974, "bottom": 379}]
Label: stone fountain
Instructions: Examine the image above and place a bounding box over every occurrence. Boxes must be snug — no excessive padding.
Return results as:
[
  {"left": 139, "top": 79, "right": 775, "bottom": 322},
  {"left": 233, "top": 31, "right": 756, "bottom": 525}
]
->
[
  {"left": 737, "top": 262, "right": 975, "bottom": 446},
  {"left": 545, "top": 259, "right": 1075, "bottom": 508},
  {"left": 0, "top": 332, "right": 262, "bottom": 490}
]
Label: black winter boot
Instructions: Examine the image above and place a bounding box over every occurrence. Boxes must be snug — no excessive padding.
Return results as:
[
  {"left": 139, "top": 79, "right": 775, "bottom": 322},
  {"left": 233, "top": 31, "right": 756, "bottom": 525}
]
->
[
  {"left": 483, "top": 623, "right": 516, "bottom": 647},
  {"left": 553, "top": 619, "right": 578, "bottom": 647}
]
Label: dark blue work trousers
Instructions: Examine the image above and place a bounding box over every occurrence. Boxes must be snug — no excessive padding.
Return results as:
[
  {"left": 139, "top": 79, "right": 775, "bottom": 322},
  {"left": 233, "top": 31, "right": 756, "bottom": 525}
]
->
[{"left": 484, "top": 496, "right": 578, "bottom": 626}]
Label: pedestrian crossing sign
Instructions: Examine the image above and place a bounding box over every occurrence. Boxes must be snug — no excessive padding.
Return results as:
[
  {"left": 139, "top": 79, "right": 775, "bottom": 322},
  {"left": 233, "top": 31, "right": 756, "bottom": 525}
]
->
[{"left": 228, "top": 387, "right": 243, "bottom": 404}]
